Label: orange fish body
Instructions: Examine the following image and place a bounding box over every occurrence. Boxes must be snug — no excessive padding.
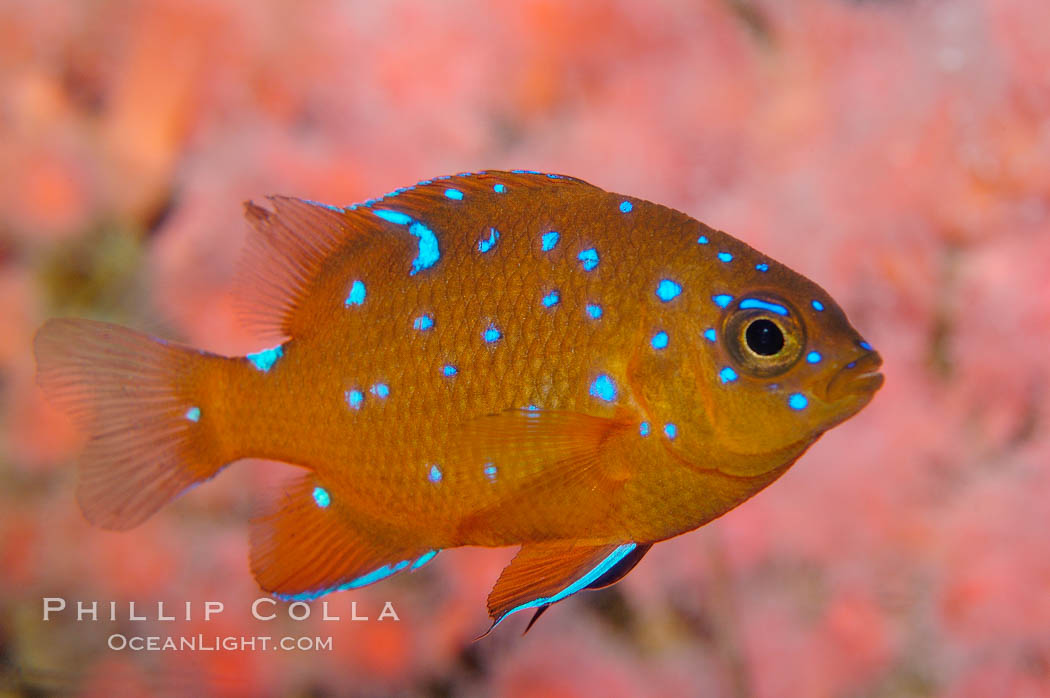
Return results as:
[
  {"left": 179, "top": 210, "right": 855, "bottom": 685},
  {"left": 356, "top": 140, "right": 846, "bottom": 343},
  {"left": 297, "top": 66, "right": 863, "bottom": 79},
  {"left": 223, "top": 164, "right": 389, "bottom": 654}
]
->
[{"left": 35, "top": 171, "right": 883, "bottom": 627}]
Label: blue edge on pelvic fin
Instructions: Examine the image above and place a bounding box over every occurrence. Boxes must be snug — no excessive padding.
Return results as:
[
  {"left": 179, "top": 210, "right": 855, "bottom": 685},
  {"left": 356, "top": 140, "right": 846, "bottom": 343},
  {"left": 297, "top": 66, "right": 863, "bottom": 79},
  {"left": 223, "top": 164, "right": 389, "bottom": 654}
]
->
[
  {"left": 275, "top": 550, "right": 440, "bottom": 602},
  {"left": 482, "top": 542, "right": 640, "bottom": 636}
]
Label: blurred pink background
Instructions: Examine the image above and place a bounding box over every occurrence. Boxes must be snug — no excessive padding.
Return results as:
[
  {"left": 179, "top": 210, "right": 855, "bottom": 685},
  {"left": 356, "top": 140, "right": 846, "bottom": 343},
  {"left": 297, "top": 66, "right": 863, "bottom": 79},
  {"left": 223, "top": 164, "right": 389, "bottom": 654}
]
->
[{"left": 2, "top": 0, "right": 1049, "bottom": 695}]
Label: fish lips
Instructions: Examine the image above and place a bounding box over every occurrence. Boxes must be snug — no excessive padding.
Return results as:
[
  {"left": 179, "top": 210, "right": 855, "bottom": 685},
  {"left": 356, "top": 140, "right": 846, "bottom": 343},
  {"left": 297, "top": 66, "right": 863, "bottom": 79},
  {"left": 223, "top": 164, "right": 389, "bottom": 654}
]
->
[{"left": 824, "top": 351, "right": 885, "bottom": 403}]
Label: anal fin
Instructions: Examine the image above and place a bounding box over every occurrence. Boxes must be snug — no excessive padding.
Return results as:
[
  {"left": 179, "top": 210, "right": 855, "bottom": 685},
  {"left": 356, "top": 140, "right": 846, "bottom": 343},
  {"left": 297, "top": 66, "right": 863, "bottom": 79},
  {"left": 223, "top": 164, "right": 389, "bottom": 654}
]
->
[
  {"left": 484, "top": 540, "right": 642, "bottom": 632},
  {"left": 250, "top": 475, "right": 438, "bottom": 601}
]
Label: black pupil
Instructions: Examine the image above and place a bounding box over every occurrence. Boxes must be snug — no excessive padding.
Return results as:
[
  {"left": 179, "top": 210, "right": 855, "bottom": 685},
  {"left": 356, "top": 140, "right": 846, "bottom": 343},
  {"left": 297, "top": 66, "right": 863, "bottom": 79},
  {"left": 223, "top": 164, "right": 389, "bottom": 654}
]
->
[{"left": 745, "top": 319, "right": 784, "bottom": 356}]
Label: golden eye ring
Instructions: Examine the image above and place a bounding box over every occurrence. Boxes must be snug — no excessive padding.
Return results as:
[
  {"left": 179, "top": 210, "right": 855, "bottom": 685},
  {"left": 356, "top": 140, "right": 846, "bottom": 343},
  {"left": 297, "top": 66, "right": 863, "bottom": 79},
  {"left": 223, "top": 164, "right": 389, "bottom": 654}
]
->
[{"left": 722, "top": 297, "right": 806, "bottom": 377}]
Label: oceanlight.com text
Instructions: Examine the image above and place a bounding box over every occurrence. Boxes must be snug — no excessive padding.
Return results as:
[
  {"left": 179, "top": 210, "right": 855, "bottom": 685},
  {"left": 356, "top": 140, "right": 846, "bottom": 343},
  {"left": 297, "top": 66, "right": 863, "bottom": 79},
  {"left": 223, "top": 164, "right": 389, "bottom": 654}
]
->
[{"left": 107, "top": 633, "right": 334, "bottom": 652}]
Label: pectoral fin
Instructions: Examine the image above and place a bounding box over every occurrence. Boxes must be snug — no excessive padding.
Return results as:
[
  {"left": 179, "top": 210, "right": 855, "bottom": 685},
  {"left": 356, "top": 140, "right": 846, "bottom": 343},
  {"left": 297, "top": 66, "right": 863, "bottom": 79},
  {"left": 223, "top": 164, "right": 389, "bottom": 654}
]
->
[
  {"left": 452, "top": 407, "right": 635, "bottom": 488},
  {"left": 483, "top": 540, "right": 642, "bottom": 633},
  {"left": 449, "top": 408, "right": 639, "bottom": 539}
]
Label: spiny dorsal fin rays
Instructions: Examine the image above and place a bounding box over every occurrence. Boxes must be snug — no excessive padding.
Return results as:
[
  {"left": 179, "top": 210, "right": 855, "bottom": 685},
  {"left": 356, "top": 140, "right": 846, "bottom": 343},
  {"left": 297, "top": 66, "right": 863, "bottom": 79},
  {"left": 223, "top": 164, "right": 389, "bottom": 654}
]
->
[
  {"left": 233, "top": 172, "right": 603, "bottom": 342},
  {"left": 381, "top": 170, "right": 595, "bottom": 219},
  {"left": 236, "top": 197, "right": 372, "bottom": 342}
]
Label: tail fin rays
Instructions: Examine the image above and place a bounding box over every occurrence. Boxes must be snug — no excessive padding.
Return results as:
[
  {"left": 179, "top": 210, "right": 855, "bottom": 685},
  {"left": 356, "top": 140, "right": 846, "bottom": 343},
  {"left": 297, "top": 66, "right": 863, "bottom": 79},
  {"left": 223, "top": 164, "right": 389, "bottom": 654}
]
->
[{"left": 34, "top": 318, "right": 229, "bottom": 529}]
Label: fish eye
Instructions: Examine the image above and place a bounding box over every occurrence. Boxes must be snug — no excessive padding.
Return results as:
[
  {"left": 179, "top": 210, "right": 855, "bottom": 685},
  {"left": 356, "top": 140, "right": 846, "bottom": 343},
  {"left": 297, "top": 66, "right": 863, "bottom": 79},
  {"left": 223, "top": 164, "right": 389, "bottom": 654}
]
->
[
  {"left": 744, "top": 319, "right": 784, "bottom": 356},
  {"left": 723, "top": 298, "right": 805, "bottom": 377}
]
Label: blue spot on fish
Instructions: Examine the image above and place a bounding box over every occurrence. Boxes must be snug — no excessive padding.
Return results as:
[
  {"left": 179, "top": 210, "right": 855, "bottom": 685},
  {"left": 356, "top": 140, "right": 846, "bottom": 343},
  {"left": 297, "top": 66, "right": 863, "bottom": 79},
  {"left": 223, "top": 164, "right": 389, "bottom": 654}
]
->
[
  {"left": 651, "top": 331, "right": 669, "bottom": 349},
  {"left": 483, "top": 324, "right": 501, "bottom": 343},
  {"left": 374, "top": 209, "right": 441, "bottom": 274},
  {"left": 541, "top": 231, "right": 560, "bottom": 251},
  {"left": 697, "top": 235, "right": 709, "bottom": 245},
  {"left": 542, "top": 290, "right": 560, "bottom": 307},
  {"left": 712, "top": 294, "right": 733, "bottom": 308},
  {"left": 247, "top": 345, "right": 283, "bottom": 372},
  {"left": 589, "top": 374, "right": 617, "bottom": 402},
  {"left": 719, "top": 367, "right": 738, "bottom": 384},
  {"left": 345, "top": 280, "right": 366, "bottom": 306},
  {"left": 370, "top": 383, "right": 390, "bottom": 398},
  {"left": 806, "top": 351, "right": 822, "bottom": 364},
  {"left": 664, "top": 423, "right": 678, "bottom": 440},
  {"left": 859, "top": 341, "right": 873, "bottom": 351},
  {"left": 413, "top": 314, "right": 434, "bottom": 331},
  {"left": 407, "top": 221, "right": 440, "bottom": 274},
  {"left": 312, "top": 486, "right": 331, "bottom": 508},
  {"left": 494, "top": 183, "right": 506, "bottom": 193},
  {"left": 484, "top": 463, "right": 497, "bottom": 480},
  {"left": 756, "top": 263, "right": 769, "bottom": 272},
  {"left": 704, "top": 328, "right": 717, "bottom": 342},
  {"left": 444, "top": 188, "right": 463, "bottom": 200},
  {"left": 478, "top": 227, "right": 500, "bottom": 253},
  {"left": 346, "top": 389, "right": 364, "bottom": 410},
  {"left": 717, "top": 252, "right": 733, "bottom": 263},
  {"left": 586, "top": 304, "right": 603, "bottom": 319},
  {"left": 373, "top": 209, "right": 412, "bottom": 226},
  {"left": 619, "top": 201, "right": 633, "bottom": 213},
  {"left": 185, "top": 406, "right": 201, "bottom": 422},
  {"left": 789, "top": 393, "right": 809, "bottom": 410},
  {"left": 428, "top": 464, "right": 443, "bottom": 483},
  {"left": 442, "top": 364, "right": 458, "bottom": 377},
  {"left": 811, "top": 300, "right": 825, "bottom": 311},
  {"left": 578, "top": 248, "right": 600, "bottom": 271},
  {"left": 639, "top": 421, "right": 650, "bottom": 436},
  {"left": 739, "top": 298, "right": 788, "bottom": 316},
  {"left": 656, "top": 279, "right": 682, "bottom": 302}
]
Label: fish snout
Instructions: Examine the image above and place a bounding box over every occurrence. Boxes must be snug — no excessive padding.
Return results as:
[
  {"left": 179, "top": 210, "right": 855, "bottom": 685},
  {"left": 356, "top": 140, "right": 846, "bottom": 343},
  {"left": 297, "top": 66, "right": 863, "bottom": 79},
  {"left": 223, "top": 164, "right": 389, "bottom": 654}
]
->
[{"left": 825, "top": 350, "right": 884, "bottom": 402}]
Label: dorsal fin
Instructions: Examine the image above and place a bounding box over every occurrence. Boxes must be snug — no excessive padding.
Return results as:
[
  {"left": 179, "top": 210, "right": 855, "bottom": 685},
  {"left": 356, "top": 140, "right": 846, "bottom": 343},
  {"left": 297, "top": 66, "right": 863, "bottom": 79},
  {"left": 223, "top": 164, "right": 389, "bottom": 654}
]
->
[
  {"left": 235, "top": 197, "right": 370, "bottom": 342},
  {"left": 234, "top": 171, "right": 599, "bottom": 341}
]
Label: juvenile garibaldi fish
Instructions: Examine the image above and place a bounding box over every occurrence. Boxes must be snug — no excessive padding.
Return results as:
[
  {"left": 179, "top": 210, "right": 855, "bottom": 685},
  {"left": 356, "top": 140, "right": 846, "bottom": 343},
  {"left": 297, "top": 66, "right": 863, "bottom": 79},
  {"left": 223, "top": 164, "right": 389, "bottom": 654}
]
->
[{"left": 35, "top": 170, "right": 883, "bottom": 631}]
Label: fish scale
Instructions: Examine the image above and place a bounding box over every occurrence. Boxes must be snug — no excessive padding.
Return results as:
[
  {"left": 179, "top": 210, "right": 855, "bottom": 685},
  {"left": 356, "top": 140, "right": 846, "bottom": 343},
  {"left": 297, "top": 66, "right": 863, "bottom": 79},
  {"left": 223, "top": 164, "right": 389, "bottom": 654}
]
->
[{"left": 34, "top": 170, "right": 883, "bottom": 629}]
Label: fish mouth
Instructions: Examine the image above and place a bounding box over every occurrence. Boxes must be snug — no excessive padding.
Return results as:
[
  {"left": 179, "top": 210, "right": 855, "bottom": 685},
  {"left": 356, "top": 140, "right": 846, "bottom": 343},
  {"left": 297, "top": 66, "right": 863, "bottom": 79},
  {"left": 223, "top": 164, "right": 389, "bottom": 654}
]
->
[{"left": 825, "top": 350, "right": 884, "bottom": 402}]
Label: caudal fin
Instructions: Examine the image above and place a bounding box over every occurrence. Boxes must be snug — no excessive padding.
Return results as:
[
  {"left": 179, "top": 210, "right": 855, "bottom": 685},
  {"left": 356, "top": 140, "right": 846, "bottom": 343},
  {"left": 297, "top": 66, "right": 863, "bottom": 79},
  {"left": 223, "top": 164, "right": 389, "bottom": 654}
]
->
[{"left": 34, "top": 318, "right": 230, "bottom": 530}]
